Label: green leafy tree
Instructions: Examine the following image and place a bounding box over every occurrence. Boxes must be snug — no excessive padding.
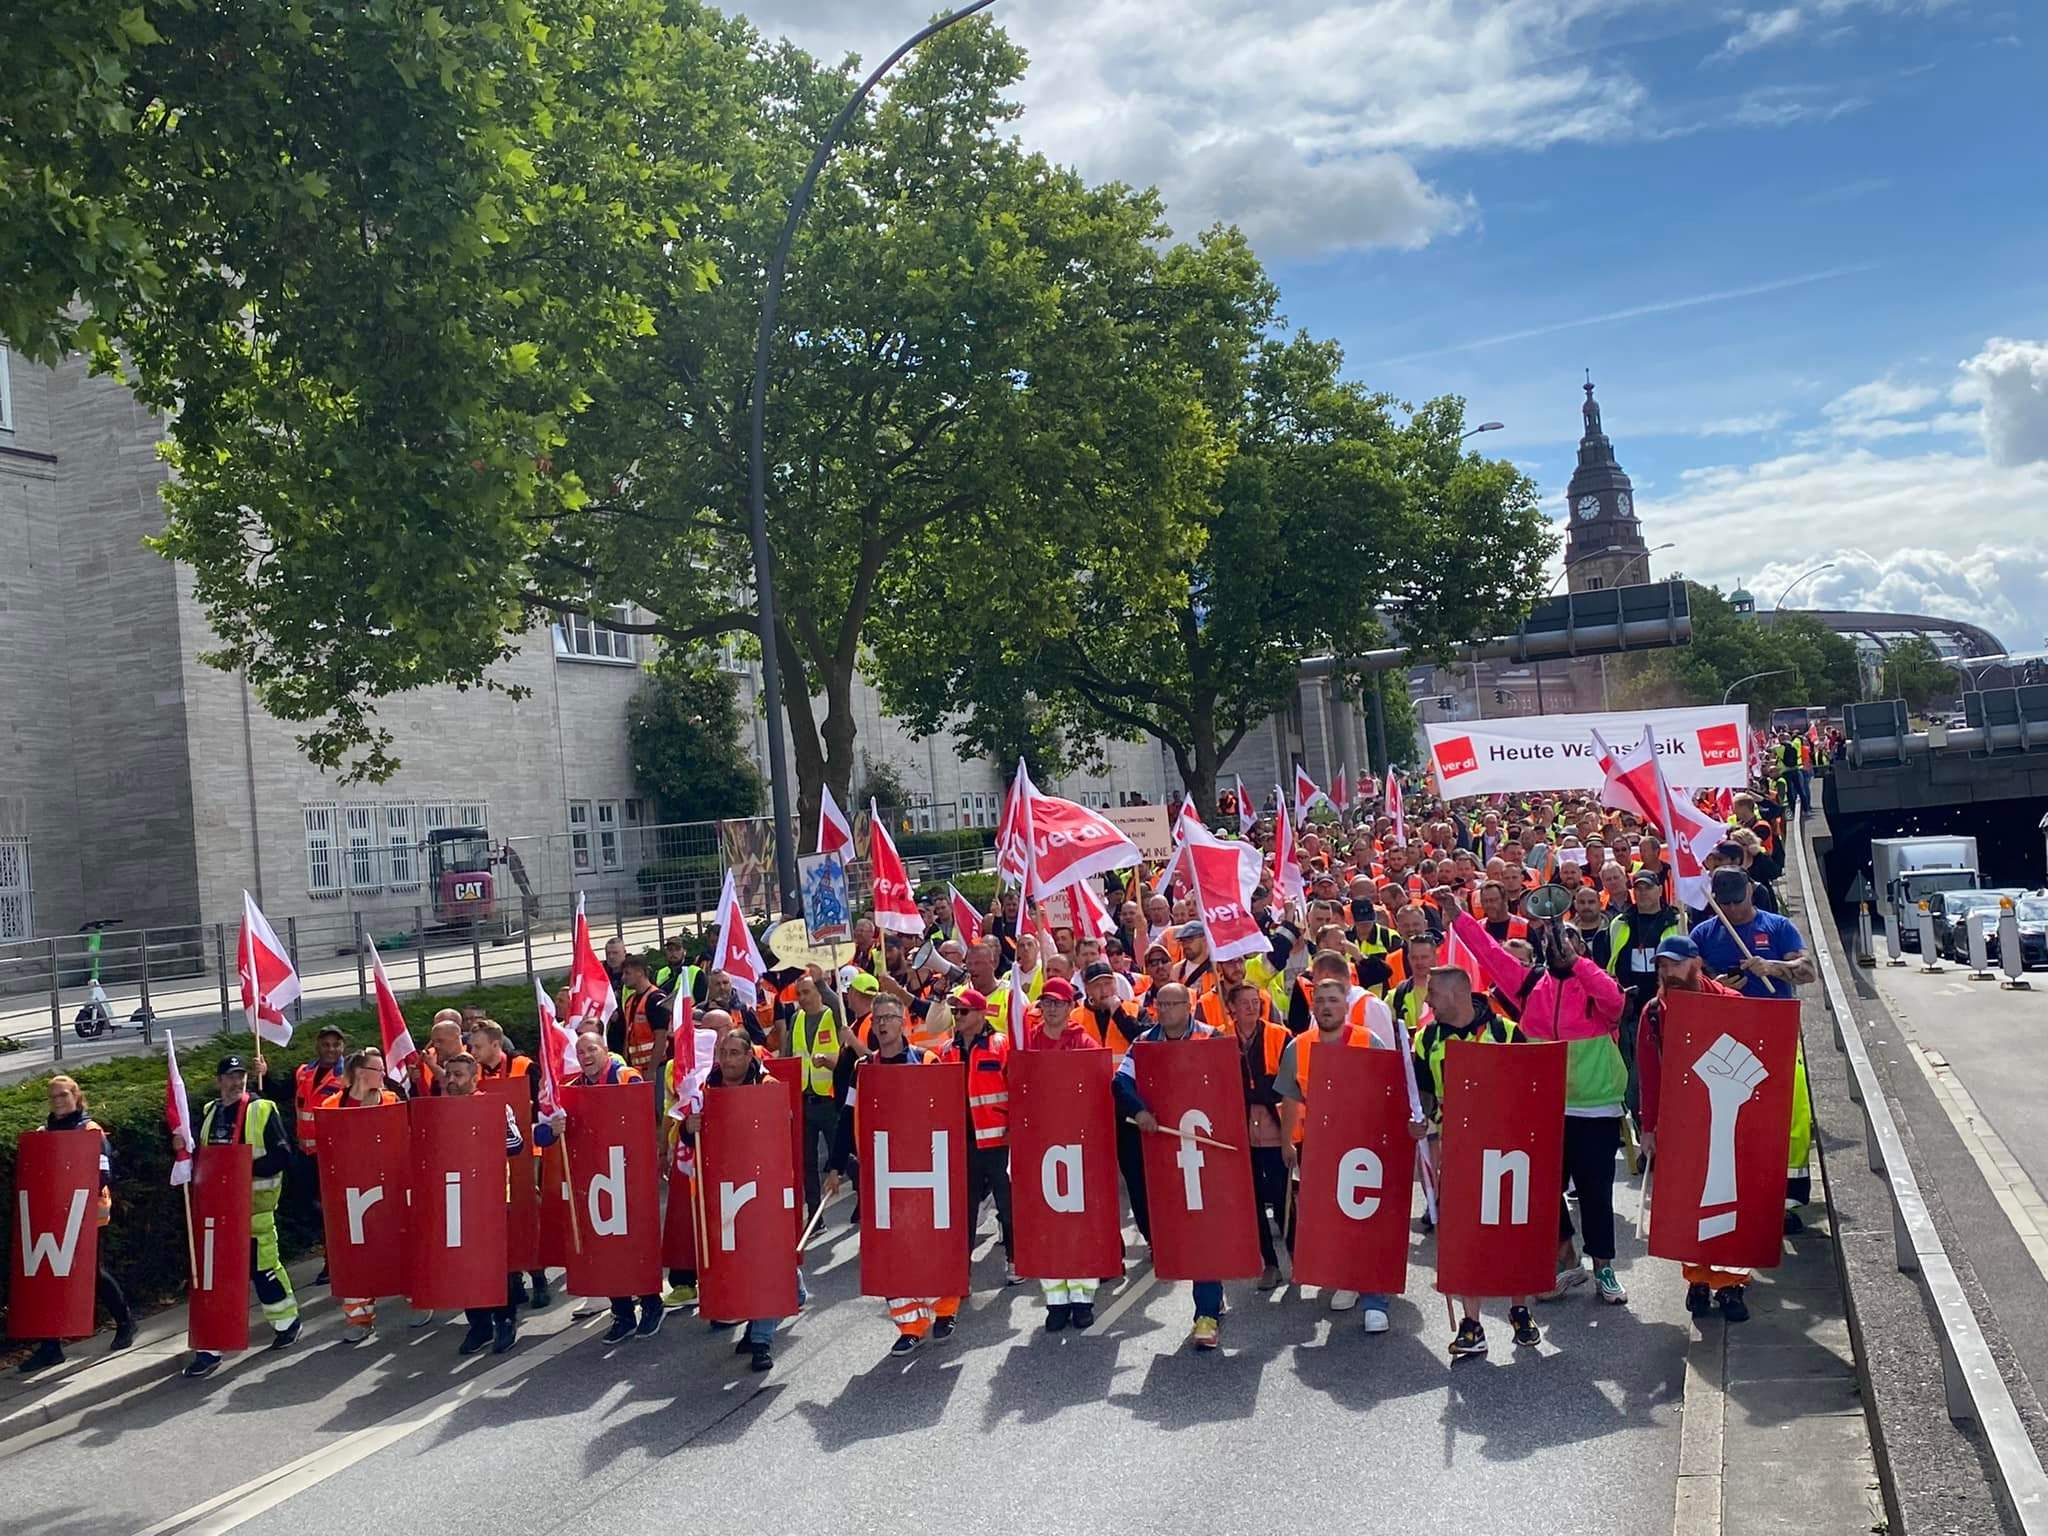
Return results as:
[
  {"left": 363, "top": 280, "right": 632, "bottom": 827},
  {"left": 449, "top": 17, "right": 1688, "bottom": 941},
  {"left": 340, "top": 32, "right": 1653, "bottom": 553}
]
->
[
  {"left": 1607, "top": 584, "right": 1864, "bottom": 719},
  {"left": 625, "top": 663, "right": 761, "bottom": 822},
  {"left": 1881, "top": 634, "right": 1957, "bottom": 714},
  {"left": 869, "top": 228, "right": 1553, "bottom": 813},
  {"left": 4, "top": 0, "right": 738, "bottom": 780}
]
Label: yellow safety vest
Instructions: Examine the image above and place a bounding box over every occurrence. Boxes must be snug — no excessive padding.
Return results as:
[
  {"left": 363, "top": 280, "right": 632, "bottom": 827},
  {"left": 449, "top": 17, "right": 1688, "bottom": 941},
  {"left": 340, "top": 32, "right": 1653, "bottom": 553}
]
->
[{"left": 789, "top": 1010, "right": 839, "bottom": 1097}]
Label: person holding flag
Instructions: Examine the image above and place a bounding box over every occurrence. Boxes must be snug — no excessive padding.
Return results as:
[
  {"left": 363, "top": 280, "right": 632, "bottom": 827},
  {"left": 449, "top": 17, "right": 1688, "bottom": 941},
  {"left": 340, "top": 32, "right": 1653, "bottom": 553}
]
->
[
  {"left": 471, "top": 1020, "right": 554, "bottom": 1311},
  {"left": 939, "top": 987, "right": 1017, "bottom": 1288},
  {"left": 237, "top": 891, "right": 301, "bottom": 1047},
  {"left": 14, "top": 1075, "right": 135, "bottom": 1375},
  {"left": 183, "top": 1055, "right": 300, "bottom": 1379},
  {"left": 319, "top": 1048, "right": 401, "bottom": 1343}
]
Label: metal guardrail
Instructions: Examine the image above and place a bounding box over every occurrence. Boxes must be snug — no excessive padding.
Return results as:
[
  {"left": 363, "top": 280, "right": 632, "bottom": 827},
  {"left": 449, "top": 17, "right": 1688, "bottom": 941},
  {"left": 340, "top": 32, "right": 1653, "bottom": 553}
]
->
[{"left": 1793, "top": 812, "right": 2048, "bottom": 1530}]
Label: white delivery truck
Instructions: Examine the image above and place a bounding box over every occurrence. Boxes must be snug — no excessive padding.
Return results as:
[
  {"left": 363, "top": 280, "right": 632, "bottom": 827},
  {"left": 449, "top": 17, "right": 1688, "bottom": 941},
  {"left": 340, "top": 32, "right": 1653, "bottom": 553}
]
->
[{"left": 1870, "top": 836, "right": 1982, "bottom": 951}]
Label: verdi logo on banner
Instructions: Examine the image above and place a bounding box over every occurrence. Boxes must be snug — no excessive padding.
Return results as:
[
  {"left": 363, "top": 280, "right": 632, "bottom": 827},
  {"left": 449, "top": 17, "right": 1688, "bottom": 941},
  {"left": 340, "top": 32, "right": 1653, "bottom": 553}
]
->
[
  {"left": 1434, "top": 735, "right": 1480, "bottom": 780},
  {"left": 1696, "top": 722, "right": 1743, "bottom": 767}
]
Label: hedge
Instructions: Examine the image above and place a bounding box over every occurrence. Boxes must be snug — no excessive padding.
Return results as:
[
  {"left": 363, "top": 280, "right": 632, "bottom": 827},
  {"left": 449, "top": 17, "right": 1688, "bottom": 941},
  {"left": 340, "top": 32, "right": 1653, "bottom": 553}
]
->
[
  {"left": 0, "top": 978, "right": 559, "bottom": 1332},
  {"left": 921, "top": 871, "right": 997, "bottom": 908}
]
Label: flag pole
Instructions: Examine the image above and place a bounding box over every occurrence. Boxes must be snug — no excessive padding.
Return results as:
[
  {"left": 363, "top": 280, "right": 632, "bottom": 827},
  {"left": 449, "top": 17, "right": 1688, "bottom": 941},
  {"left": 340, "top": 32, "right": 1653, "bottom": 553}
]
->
[
  {"left": 560, "top": 1135, "right": 584, "bottom": 1255},
  {"left": 182, "top": 1180, "right": 199, "bottom": 1287}
]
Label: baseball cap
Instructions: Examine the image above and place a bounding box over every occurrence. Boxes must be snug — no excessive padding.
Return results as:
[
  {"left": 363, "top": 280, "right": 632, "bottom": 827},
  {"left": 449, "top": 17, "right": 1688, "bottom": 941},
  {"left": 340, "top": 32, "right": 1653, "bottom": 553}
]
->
[
  {"left": 1709, "top": 866, "right": 1752, "bottom": 904},
  {"left": 1081, "top": 961, "right": 1114, "bottom": 982},
  {"left": 951, "top": 986, "right": 990, "bottom": 1012},
  {"left": 1038, "top": 976, "right": 1077, "bottom": 1003},
  {"left": 1174, "top": 921, "right": 1204, "bottom": 941},
  {"left": 315, "top": 1024, "right": 346, "bottom": 1040},
  {"left": 1654, "top": 935, "right": 1700, "bottom": 962},
  {"left": 1144, "top": 941, "right": 1171, "bottom": 960},
  {"left": 1630, "top": 870, "right": 1663, "bottom": 890},
  {"left": 847, "top": 972, "right": 880, "bottom": 995},
  {"left": 216, "top": 1055, "right": 248, "bottom": 1077}
]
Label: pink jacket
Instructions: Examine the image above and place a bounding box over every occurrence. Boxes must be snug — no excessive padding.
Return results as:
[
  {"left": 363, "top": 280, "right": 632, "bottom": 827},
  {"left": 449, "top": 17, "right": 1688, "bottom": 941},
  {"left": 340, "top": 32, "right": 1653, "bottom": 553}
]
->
[{"left": 1451, "top": 911, "right": 1624, "bottom": 1044}]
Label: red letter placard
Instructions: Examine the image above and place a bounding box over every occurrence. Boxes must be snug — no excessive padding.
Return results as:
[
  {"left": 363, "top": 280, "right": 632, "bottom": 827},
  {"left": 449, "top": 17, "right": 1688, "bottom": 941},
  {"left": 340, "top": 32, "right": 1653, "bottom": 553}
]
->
[
  {"left": 1292, "top": 1046, "right": 1414, "bottom": 1296},
  {"left": 1008, "top": 1050, "right": 1123, "bottom": 1281},
  {"left": 764, "top": 1055, "right": 806, "bottom": 1240},
  {"left": 858, "top": 1061, "right": 969, "bottom": 1299},
  {"left": 315, "top": 1103, "right": 409, "bottom": 1299},
  {"left": 1436, "top": 1041, "right": 1567, "bottom": 1299},
  {"left": 188, "top": 1143, "right": 253, "bottom": 1354},
  {"left": 479, "top": 1077, "right": 540, "bottom": 1272},
  {"left": 698, "top": 1083, "right": 799, "bottom": 1320},
  {"left": 563, "top": 1081, "right": 661, "bottom": 1299},
  {"left": 1133, "top": 1036, "right": 1262, "bottom": 1282},
  {"left": 8, "top": 1130, "right": 103, "bottom": 1340},
  {"left": 1648, "top": 990, "right": 1800, "bottom": 1271},
  {"left": 405, "top": 1095, "right": 509, "bottom": 1310}
]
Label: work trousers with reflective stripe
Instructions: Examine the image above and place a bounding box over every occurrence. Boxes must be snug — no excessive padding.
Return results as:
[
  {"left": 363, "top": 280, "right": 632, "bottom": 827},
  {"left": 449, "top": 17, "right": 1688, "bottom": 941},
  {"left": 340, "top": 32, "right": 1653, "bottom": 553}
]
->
[
  {"left": 250, "top": 1217, "right": 298, "bottom": 1333},
  {"left": 966, "top": 1145, "right": 1013, "bottom": 1260},
  {"left": 887, "top": 1294, "right": 961, "bottom": 1338},
  {"left": 1039, "top": 1278, "right": 1099, "bottom": 1306}
]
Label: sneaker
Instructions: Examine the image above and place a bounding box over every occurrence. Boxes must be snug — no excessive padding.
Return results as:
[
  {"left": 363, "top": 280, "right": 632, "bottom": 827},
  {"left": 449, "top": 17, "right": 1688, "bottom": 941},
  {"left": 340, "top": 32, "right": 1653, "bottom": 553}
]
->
[
  {"left": 1594, "top": 1265, "right": 1628, "bottom": 1305},
  {"left": 1070, "top": 1303, "right": 1096, "bottom": 1332},
  {"left": 182, "top": 1352, "right": 222, "bottom": 1379},
  {"left": 109, "top": 1323, "right": 136, "bottom": 1353},
  {"left": 1256, "top": 1264, "right": 1283, "bottom": 1292},
  {"left": 1004, "top": 1263, "right": 1020, "bottom": 1287},
  {"left": 733, "top": 1339, "right": 756, "bottom": 1357},
  {"left": 18, "top": 1340, "right": 64, "bottom": 1374},
  {"left": 1045, "top": 1304, "right": 1072, "bottom": 1333},
  {"left": 635, "top": 1304, "right": 664, "bottom": 1338},
  {"left": 602, "top": 1317, "right": 636, "bottom": 1345},
  {"left": 1716, "top": 1286, "right": 1751, "bottom": 1323},
  {"left": 458, "top": 1323, "right": 493, "bottom": 1357},
  {"left": 269, "top": 1318, "right": 302, "bottom": 1351},
  {"left": 348, "top": 1324, "right": 378, "bottom": 1347},
  {"left": 932, "top": 1315, "right": 956, "bottom": 1342},
  {"left": 1784, "top": 1210, "right": 1806, "bottom": 1235},
  {"left": 1510, "top": 1306, "right": 1541, "bottom": 1347},
  {"left": 890, "top": 1333, "right": 923, "bottom": 1356},
  {"left": 1685, "top": 1282, "right": 1715, "bottom": 1317},
  {"left": 1361, "top": 1308, "right": 1390, "bottom": 1334},
  {"left": 492, "top": 1319, "right": 517, "bottom": 1355},
  {"left": 1449, "top": 1318, "right": 1488, "bottom": 1359},
  {"left": 662, "top": 1284, "right": 698, "bottom": 1309},
  {"left": 314, "top": 1265, "right": 330, "bottom": 1287},
  {"left": 1328, "top": 1289, "right": 1360, "bottom": 1312},
  {"left": 748, "top": 1344, "right": 774, "bottom": 1372},
  {"left": 1189, "top": 1316, "right": 1221, "bottom": 1351},
  {"left": 529, "top": 1280, "right": 553, "bottom": 1310}
]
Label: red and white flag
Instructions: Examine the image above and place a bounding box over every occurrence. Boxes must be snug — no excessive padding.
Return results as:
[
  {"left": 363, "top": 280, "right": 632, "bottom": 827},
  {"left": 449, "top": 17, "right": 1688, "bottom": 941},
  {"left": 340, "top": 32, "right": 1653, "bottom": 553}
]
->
[
  {"left": 1021, "top": 779, "right": 1141, "bottom": 903},
  {"left": 995, "top": 766, "right": 1032, "bottom": 891},
  {"left": 816, "top": 783, "right": 854, "bottom": 860},
  {"left": 533, "top": 979, "right": 576, "bottom": 1118},
  {"left": 1270, "top": 788, "right": 1306, "bottom": 910},
  {"left": 1385, "top": 770, "right": 1405, "bottom": 848},
  {"left": 1234, "top": 775, "right": 1256, "bottom": 835},
  {"left": 1595, "top": 726, "right": 1724, "bottom": 908},
  {"left": 948, "top": 883, "right": 984, "bottom": 947},
  {"left": 1332, "top": 765, "right": 1350, "bottom": 813},
  {"left": 368, "top": 944, "right": 419, "bottom": 1086},
  {"left": 867, "top": 800, "right": 925, "bottom": 935},
  {"left": 564, "top": 891, "right": 616, "bottom": 1027},
  {"left": 236, "top": 891, "right": 300, "bottom": 1046},
  {"left": 1293, "top": 764, "right": 1324, "bottom": 826},
  {"left": 164, "top": 1029, "right": 195, "bottom": 1188},
  {"left": 1157, "top": 793, "right": 1204, "bottom": 894},
  {"left": 1183, "top": 825, "right": 1272, "bottom": 963},
  {"left": 711, "top": 869, "right": 770, "bottom": 1008},
  {"left": 1068, "top": 879, "right": 1115, "bottom": 942}
]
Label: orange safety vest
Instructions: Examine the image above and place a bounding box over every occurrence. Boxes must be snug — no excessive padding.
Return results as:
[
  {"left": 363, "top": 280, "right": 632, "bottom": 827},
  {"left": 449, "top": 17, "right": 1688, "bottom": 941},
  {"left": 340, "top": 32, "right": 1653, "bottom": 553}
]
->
[
  {"left": 319, "top": 1087, "right": 401, "bottom": 1109},
  {"left": 294, "top": 1060, "right": 345, "bottom": 1153},
  {"left": 622, "top": 988, "right": 669, "bottom": 1075},
  {"left": 1290, "top": 1023, "right": 1374, "bottom": 1142},
  {"left": 573, "top": 1062, "right": 644, "bottom": 1087},
  {"left": 1296, "top": 975, "right": 1370, "bottom": 1031},
  {"left": 945, "top": 1028, "right": 1011, "bottom": 1147},
  {"left": 75, "top": 1117, "right": 113, "bottom": 1226},
  {"left": 1197, "top": 985, "right": 1276, "bottom": 1032},
  {"left": 1072, "top": 1001, "right": 1144, "bottom": 1062},
  {"left": 1238, "top": 1021, "right": 1288, "bottom": 1080}
]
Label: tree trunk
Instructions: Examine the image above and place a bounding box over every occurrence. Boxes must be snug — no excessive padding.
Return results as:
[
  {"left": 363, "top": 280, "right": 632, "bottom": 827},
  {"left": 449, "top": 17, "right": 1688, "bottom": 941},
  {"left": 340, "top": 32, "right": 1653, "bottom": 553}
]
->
[
  {"left": 1189, "top": 695, "right": 1220, "bottom": 820},
  {"left": 774, "top": 619, "right": 824, "bottom": 849}
]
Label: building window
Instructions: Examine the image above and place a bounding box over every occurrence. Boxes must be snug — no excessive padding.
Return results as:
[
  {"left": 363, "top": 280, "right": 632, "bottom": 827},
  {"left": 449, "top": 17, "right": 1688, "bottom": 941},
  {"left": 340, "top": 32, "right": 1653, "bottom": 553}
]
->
[
  {"left": 385, "top": 803, "right": 418, "bottom": 890},
  {"left": 568, "top": 800, "right": 593, "bottom": 872},
  {"left": 455, "top": 801, "right": 488, "bottom": 833},
  {"left": 554, "top": 603, "right": 637, "bottom": 664},
  {"left": 597, "top": 800, "right": 622, "bottom": 869},
  {"left": 0, "top": 346, "right": 13, "bottom": 433},
  {"left": 1585, "top": 576, "right": 1604, "bottom": 591},
  {"left": 0, "top": 834, "right": 32, "bottom": 941},
  {"left": 345, "top": 803, "right": 380, "bottom": 891},
  {"left": 303, "top": 804, "right": 340, "bottom": 899}
]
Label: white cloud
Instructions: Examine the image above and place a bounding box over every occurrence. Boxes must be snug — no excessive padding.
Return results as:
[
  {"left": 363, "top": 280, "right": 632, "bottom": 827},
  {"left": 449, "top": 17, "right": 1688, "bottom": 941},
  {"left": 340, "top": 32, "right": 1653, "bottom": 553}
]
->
[
  {"left": 1717, "top": 8, "right": 1805, "bottom": 60},
  {"left": 1825, "top": 376, "right": 1940, "bottom": 422},
  {"left": 1693, "top": 411, "right": 1789, "bottom": 436},
  {"left": 1954, "top": 338, "right": 2048, "bottom": 467}
]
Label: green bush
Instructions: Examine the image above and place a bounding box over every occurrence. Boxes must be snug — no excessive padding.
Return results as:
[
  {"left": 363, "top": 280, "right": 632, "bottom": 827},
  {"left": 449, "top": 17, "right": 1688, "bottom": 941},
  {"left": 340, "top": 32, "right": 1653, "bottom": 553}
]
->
[
  {"left": 0, "top": 979, "right": 557, "bottom": 1331},
  {"left": 920, "top": 871, "right": 998, "bottom": 908},
  {"left": 895, "top": 828, "right": 996, "bottom": 860}
]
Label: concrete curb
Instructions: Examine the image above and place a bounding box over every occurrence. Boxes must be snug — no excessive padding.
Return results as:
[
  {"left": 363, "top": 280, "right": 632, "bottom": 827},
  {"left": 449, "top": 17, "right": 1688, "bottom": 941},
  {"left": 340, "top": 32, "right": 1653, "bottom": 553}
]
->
[{"left": 1673, "top": 1325, "right": 1726, "bottom": 1536}]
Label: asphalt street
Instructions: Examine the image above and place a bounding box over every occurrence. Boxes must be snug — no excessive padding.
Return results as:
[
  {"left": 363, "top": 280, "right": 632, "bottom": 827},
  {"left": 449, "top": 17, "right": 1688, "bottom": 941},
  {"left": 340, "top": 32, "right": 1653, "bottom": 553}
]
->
[{"left": 8, "top": 1185, "right": 1689, "bottom": 1536}]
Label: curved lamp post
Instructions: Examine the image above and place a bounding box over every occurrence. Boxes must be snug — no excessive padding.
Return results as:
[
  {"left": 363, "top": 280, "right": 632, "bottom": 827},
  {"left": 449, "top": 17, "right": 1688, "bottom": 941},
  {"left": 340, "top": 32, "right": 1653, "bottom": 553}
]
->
[{"left": 1774, "top": 561, "right": 1836, "bottom": 611}]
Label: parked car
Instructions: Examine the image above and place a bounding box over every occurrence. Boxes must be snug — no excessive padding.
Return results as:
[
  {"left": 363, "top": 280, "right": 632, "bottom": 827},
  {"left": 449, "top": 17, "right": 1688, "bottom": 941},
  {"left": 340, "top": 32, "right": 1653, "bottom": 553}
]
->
[
  {"left": 1985, "top": 892, "right": 2048, "bottom": 971},
  {"left": 1933, "top": 888, "right": 2030, "bottom": 962}
]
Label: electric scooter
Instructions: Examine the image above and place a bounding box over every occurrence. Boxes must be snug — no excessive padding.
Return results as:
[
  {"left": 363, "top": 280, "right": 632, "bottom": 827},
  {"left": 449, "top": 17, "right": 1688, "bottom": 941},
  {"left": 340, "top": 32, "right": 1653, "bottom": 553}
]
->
[{"left": 72, "top": 919, "right": 157, "bottom": 1040}]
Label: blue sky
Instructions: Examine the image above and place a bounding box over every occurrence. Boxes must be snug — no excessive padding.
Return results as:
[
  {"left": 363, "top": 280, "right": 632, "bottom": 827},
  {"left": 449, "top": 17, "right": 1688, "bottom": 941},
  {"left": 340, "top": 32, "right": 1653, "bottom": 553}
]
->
[{"left": 745, "top": 1, "right": 2048, "bottom": 648}]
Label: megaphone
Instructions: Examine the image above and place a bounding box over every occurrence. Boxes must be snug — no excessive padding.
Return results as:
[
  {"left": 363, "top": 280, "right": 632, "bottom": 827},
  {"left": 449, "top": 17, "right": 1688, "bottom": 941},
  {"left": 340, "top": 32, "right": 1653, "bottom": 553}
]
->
[{"left": 1522, "top": 883, "right": 1573, "bottom": 921}]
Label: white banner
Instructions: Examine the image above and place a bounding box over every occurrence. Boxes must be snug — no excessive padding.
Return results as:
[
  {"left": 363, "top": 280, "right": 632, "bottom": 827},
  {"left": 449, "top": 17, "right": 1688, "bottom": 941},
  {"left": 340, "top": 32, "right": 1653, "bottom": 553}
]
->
[
  {"left": 1424, "top": 705, "right": 1751, "bottom": 795},
  {"left": 1105, "top": 804, "right": 1173, "bottom": 864}
]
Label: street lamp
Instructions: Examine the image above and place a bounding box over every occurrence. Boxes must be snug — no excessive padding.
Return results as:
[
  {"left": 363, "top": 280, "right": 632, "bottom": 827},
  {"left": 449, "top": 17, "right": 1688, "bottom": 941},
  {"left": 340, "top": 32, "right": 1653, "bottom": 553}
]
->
[
  {"left": 1461, "top": 421, "right": 1505, "bottom": 441},
  {"left": 1724, "top": 668, "right": 1793, "bottom": 705},
  {"left": 748, "top": 0, "right": 998, "bottom": 914},
  {"left": 1774, "top": 562, "right": 1836, "bottom": 611}
]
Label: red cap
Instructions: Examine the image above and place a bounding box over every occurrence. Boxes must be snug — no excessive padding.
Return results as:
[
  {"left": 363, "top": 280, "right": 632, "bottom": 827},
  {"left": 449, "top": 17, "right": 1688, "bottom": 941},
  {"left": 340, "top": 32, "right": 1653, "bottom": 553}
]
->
[
  {"left": 951, "top": 986, "right": 990, "bottom": 1011},
  {"left": 1038, "top": 976, "right": 1077, "bottom": 1003}
]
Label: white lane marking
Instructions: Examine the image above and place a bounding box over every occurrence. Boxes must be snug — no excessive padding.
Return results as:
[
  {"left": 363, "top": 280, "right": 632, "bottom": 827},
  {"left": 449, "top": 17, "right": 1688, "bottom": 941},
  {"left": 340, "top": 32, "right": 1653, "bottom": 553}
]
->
[{"left": 1092, "top": 1263, "right": 1158, "bottom": 1330}]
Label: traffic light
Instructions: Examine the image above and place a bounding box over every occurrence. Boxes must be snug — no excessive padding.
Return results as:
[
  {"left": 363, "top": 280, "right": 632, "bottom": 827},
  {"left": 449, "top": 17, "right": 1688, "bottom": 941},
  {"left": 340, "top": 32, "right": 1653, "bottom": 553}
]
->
[{"left": 1436, "top": 694, "right": 1455, "bottom": 710}]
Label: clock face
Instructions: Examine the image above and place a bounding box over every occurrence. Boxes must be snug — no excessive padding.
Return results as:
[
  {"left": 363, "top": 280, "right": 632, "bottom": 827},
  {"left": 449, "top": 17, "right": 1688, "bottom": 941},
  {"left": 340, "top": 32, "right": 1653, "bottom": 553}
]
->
[
  {"left": 1574, "top": 494, "right": 1600, "bottom": 520},
  {"left": 1616, "top": 491, "right": 1633, "bottom": 517}
]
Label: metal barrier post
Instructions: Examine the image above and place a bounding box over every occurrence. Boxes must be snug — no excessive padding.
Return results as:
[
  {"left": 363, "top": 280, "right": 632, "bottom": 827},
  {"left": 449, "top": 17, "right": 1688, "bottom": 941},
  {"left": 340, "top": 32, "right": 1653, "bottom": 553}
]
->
[
  {"left": 216, "top": 923, "right": 232, "bottom": 1031},
  {"left": 1885, "top": 899, "right": 1906, "bottom": 965},
  {"left": 656, "top": 908, "right": 666, "bottom": 947},
  {"left": 415, "top": 905, "right": 428, "bottom": 994},
  {"left": 614, "top": 902, "right": 625, "bottom": 943},
  {"left": 286, "top": 915, "right": 304, "bottom": 1023},
  {"left": 353, "top": 914, "right": 369, "bottom": 1006},
  {"left": 47, "top": 936, "right": 63, "bottom": 1061},
  {"left": 138, "top": 927, "right": 152, "bottom": 1043},
  {"left": 471, "top": 920, "right": 483, "bottom": 987},
  {"left": 1856, "top": 902, "right": 1875, "bottom": 967}
]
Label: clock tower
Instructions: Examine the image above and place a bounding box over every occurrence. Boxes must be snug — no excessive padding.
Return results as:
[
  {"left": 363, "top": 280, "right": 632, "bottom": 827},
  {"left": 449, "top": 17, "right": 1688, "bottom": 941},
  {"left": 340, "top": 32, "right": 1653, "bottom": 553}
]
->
[{"left": 1562, "top": 378, "right": 1649, "bottom": 593}]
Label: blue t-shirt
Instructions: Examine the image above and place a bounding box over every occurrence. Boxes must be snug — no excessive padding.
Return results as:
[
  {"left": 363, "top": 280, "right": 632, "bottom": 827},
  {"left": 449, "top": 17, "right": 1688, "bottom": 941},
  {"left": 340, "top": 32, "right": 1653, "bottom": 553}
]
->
[{"left": 1691, "top": 909, "right": 1806, "bottom": 998}]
